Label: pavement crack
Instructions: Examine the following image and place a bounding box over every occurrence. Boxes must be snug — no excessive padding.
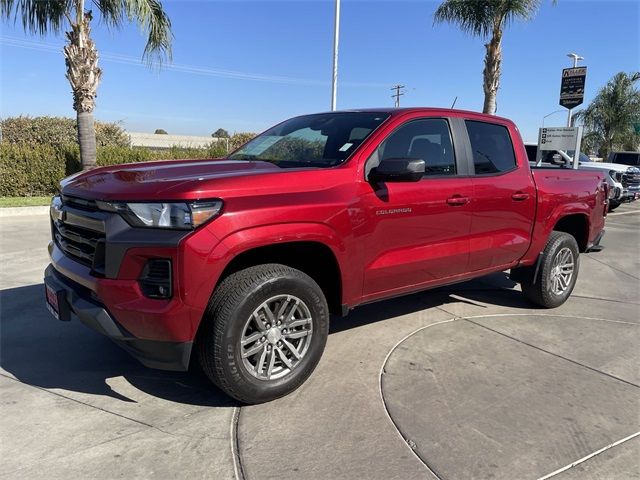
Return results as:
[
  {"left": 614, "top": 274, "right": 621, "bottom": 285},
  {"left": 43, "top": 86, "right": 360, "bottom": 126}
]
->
[
  {"left": 231, "top": 406, "right": 246, "bottom": 480},
  {"left": 583, "top": 254, "right": 640, "bottom": 280},
  {"left": 463, "top": 319, "right": 640, "bottom": 389},
  {"left": 570, "top": 294, "right": 640, "bottom": 306},
  {"left": 537, "top": 431, "right": 640, "bottom": 479},
  {"left": 0, "top": 373, "right": 180, "bottom": 437}
]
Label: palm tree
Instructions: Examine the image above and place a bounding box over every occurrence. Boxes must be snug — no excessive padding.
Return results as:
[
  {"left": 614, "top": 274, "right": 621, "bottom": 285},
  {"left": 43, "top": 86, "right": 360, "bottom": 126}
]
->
[
  {"left": 575, "top": 72, "right": 640, "bottom": 159},
  {"left": 1, "top": 0, "right": 172, "bottom": 170},
  {"left": 434, "top": 0, "right": 549, "bottom": 115}
]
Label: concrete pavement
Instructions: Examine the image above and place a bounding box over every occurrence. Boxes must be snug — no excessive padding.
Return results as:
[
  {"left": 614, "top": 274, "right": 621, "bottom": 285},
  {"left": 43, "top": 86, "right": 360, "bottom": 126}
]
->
[{"left": 1, "top": 204, "right": 638, "bottom": 479}]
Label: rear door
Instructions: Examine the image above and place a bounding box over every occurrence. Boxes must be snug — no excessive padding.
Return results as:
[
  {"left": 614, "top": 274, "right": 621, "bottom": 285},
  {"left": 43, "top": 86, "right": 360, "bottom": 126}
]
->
[
  {"left": 463, "top": 120, "right": 536, "bottom": 271},
  {"left": 360, "top": 116, "right": 474, "bottom": 299}
]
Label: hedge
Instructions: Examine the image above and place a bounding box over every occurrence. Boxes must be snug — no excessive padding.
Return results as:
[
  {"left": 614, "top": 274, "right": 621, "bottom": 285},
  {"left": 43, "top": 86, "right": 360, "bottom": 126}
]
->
[
  {"left": 0, "top": 114, "right": 256, "bottom": 197},
  {"left": 0, "top": 142, "right": 230, "bottom": 197},
  {"left": 1, "top": 116, "right": 129, "bottom": 147}
]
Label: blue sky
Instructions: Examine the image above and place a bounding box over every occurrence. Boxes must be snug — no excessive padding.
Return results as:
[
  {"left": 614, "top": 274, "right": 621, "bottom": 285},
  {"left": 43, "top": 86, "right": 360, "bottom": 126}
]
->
[{"left": 1, "top": 0, "right": 638, "bottom": 142}]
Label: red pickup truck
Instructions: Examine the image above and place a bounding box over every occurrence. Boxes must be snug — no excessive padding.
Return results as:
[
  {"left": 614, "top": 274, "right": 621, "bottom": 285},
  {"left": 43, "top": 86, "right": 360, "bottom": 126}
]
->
[{"left": 45, "top": 108, "right": 607, "bottom": 403}]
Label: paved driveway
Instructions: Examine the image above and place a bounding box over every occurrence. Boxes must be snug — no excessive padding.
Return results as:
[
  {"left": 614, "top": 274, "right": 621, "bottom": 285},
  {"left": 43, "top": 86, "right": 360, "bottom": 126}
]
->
[{"left": 1, "top": 204, "right": 638, "bottom": 479}]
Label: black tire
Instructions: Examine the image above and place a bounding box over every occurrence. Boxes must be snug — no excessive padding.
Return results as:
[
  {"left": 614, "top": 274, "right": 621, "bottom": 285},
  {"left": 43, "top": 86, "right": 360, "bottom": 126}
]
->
[
  {"left": 521, "top": 231, "right": 580, "bottom": 308},
  {"left": 608, "top": 200, "right": 621, "bottom": 212},
  {"left": 197, "top": 264, "right": 329, "bottom": 404}
]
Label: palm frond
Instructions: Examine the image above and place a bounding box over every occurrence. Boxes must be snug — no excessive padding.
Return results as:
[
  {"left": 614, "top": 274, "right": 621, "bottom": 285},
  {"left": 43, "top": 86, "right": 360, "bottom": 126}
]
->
[
  {"left": 434, "top": 0, "right": 547, "bottom": 37},
  {"left": 0, "top": 0, "right": 69, "bottom": 35},
  {"left": 501, "top": 0, "right": 543, "bottom": 28},
  {"left": 93, "top": 0, "right": 172, "bottom": 64},
  {"left": 434, "top": 0, "right": 494, "bottom": 37}
]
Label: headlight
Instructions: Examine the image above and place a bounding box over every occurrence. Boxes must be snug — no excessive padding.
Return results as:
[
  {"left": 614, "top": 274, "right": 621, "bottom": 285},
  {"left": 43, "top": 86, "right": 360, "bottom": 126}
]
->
[
  {"left": 609, "top": 170, "right": 623, "bottom": 182},
  {"left": 96, "top": 200, "right": 223, "bottom": 230}
]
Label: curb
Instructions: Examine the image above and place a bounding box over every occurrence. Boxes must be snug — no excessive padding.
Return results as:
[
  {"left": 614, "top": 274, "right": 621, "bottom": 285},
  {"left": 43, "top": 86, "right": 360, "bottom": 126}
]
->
[{"left": 0, "top": 206, "right": 50, "bottom": 217}]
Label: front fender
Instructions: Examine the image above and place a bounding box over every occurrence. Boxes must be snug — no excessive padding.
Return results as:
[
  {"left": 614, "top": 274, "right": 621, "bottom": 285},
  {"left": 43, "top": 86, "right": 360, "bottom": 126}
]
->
[{"left": 186, "top": 222, "right": 353, "bottom": 315}]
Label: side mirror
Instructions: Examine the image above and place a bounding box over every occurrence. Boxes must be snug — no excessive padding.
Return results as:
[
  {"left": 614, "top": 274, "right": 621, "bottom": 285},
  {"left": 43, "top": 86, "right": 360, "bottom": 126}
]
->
[
  {"left": 370, "top": 157, "right": 425, "bottom": 182},
  {"left": 550, "top": 154, "right": 565, "bottom": 166}
]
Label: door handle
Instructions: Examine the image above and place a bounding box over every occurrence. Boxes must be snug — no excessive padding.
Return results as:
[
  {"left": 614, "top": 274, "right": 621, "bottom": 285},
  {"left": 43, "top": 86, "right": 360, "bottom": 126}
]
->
[
  {"left": 511, "top": 192, "right": 530, "bottom": 201},
  {"left": 447, "top": 195, "right": 470, "bottom": 206}
]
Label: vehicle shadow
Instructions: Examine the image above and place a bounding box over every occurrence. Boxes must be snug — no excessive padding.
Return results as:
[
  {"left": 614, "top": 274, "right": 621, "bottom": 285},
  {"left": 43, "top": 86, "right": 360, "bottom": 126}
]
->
[
  {"left": 0, "top": 283, "right": 237, "bottom": 407},
  {"left": 330, "top": 271, "right": 532, "bottom": 334},
  {"left": 0, "top": 272, "right": 531, "bottom": 405}
]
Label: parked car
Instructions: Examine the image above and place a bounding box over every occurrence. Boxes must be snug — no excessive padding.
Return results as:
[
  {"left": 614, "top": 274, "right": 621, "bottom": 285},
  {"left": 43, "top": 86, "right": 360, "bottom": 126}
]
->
[
  {"left": 609, "top": 151, "right": 640, "bottom": 167},
  {"left": 525, "top": 143, "right": 639, "bottom": 211},
  {"left": 45, "top": 109, "right": 607, "bottom": 403}
]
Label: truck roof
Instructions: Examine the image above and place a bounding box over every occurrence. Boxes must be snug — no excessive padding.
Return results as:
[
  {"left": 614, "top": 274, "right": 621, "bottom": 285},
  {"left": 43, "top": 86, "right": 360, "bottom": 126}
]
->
[{"left": 314, "top": 107, "right": 514, "bottom": 124}]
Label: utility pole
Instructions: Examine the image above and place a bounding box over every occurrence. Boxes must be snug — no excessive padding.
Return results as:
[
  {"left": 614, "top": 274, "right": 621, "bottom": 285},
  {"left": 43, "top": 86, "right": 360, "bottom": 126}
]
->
[
  {"left": 330, "top": 0, "right": 340, "bottom": 111},
  {"left": 566, "top": 52, "right": 584, "bottom": 127},
  {"left": 391, "top": 84, "right": 405, "bottom": 108}
]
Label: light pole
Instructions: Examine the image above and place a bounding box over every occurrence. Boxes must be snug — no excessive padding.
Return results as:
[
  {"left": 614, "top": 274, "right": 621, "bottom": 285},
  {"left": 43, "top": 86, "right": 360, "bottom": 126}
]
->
[
  {"left": 566, "top": 52, "right": 584, "bottom": 127},
  {"left": 330, "top": 0, "right": 340, "bottom": 111},
  {"left": 542, "top": 109, "right": 565, "bottom": 127}
]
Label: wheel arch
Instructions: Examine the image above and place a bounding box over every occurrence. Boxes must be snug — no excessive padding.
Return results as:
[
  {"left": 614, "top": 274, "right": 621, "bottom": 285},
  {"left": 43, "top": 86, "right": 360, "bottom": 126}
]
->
[
  {"left": 552, "top": 213, "right": 590, "bottom": 252},
  {"left": 217, "top": 240, "right": 344, "bottom": 315}
]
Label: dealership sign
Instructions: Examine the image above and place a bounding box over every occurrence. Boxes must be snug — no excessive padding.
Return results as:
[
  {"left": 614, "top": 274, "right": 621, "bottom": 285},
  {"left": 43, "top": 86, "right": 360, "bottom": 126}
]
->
[{"left": 559, "top": 67, "right": 587, "bottom": 109}]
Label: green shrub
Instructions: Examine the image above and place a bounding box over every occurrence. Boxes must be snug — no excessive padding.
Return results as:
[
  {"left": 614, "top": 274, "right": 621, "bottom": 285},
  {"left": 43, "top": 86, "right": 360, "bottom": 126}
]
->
[
  {"left": 230, "top": 132, "right": 256, "bottom": 150},
  {"left": 1, "top": 116, "right": 129, "bottom": 147},
  {"left": 0, "top": 144, "right": 67, "bottom": 197},
  {"left": 0, "top": 142, "right": 231, "bottom": 197}
]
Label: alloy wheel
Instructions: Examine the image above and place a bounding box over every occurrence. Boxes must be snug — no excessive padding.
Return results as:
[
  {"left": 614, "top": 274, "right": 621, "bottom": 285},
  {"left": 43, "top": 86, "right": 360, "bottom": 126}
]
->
[{"left": 240, "top": 294, "right": 313, "bottom": 380}]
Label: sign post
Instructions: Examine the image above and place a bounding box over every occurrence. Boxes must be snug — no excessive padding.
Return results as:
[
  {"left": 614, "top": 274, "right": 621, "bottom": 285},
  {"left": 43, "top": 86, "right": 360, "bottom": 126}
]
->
[
  {"left": 560, "top": 66, "right": 587, "bottom": 126},
  {"left": 536, "top": 127, "right": 584, "bottom": 169}
]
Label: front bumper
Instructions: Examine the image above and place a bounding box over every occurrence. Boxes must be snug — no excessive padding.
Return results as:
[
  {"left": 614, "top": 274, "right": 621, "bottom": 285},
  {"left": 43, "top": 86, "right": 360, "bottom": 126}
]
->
[{"left": 44, "top": 264, "right": 192, "bottom": 371}]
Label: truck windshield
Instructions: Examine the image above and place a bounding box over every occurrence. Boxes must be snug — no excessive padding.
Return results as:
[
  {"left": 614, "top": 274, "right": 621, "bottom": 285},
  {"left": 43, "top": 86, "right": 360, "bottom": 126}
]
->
[{"left": 228, "top": 112, "right": 390, "bottom": 168}]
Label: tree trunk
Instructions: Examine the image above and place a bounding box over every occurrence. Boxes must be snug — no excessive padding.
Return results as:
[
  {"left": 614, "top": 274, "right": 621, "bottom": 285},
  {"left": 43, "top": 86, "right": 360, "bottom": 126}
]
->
[
  {"left": 64, "top": 11, "right": 102, "bottom": 170},
  {"left": 482, "top": 28, "right": 502, "bottom": 115},
  {"left": 77, "top": 111, "right": 97, "bottom": 168}
]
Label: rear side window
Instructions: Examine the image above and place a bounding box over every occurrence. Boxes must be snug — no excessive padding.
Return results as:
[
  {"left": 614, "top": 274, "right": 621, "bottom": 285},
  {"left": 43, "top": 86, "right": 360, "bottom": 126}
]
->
[{"left": 465, "top": 120, "right": 516, "bottom": 174}]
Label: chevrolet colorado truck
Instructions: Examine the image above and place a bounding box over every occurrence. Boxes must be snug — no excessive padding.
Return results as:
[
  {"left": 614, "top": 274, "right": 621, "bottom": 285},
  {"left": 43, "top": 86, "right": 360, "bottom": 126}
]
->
[{"left": 45, "top": 108, "right": 608, "bottom": 403}]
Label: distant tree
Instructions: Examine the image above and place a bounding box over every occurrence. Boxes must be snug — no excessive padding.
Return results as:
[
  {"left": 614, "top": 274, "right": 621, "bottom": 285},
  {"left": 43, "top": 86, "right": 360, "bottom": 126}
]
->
[
  {"left": 154, "top": 129, "right": 168, "bottom": 135},
  {"left": 213, "top": 128, "right": 230, "bottom": 138},
  {"left": 0, "top": 0, "right": 172, "bottom": 170},
  {"left": 434, "top": 0, "right": 553, "bottom": 115},
  {"left": 575, "top": 72, "right": 640, "bottom": 159},
  {"left": 230, "top": 132, "right": 257, "bottom": 150}
]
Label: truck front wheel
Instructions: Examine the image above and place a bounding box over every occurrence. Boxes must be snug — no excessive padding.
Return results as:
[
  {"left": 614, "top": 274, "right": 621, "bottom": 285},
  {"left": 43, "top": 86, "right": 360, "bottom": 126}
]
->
[
  {"left": 197, "top": 264, "right": 329, "bottom": 404},
  {"left": 520, "top": 231, "right": 580, "bottom": 308}
]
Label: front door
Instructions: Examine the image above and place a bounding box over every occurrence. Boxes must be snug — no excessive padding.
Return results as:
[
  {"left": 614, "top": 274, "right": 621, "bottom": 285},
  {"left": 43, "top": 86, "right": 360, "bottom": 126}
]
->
[{"left": 360, "top": 117, "right": 473, "bottom": 300}]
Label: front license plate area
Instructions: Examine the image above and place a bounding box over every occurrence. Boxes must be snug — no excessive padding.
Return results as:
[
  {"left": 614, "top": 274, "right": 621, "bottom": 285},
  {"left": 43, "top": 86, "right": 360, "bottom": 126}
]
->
[{"left": 45, "top": 282, "right": 71, "bottom": 321}]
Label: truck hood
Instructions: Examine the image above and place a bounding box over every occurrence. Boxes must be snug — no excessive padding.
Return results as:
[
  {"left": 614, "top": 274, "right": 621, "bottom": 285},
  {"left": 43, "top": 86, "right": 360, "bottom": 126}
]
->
[{"left": 61, "top": 159, "right": 285, "bottom": 200}]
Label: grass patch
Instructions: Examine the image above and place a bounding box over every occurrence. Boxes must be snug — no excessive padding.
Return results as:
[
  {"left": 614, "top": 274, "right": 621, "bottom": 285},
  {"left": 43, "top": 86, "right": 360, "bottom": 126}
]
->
[{"left": 0, "top": 196, "right": 51, "bottom": 207}]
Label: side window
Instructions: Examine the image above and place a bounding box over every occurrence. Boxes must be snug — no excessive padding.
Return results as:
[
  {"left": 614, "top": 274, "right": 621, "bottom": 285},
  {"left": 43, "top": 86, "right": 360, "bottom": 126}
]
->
[
  {"left": 366, "top": 118, "right": 456, "bottom": 178},
  {"left": 465, "top": 120, "right": 516, "bottom": 174}
]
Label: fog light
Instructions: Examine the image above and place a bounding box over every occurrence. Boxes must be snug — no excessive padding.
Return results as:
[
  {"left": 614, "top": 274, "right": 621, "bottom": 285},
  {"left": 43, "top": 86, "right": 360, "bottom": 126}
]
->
[{"left": 139, "top": 259, "right": 172, "bottom": 299}]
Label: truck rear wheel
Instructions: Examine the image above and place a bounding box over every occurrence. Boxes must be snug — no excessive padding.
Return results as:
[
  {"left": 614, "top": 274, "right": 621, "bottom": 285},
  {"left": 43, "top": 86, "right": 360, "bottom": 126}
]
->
[
  {"left": 520, "top": 231, "right": 580, "bottom": 308},
  {"left": 197, "top": 264, "right": 329, "bottom": 404}
]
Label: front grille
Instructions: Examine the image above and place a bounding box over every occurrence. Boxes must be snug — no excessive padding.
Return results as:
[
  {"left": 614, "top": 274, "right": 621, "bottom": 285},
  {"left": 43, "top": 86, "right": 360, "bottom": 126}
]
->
[
  {"left": 61, "top": 194, "right": 99, "bottom": 212},
  {"left": 621, "top": 171, "right": 640, "bottom": 188},
  {"left": 52, "top": 196, "right": 106, "bottom": 274}
]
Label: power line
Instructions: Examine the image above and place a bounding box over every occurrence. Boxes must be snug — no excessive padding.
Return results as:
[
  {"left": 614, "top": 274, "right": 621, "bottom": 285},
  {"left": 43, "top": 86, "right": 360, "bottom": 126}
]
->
[
  {"left": 391, "top": 84, "right": 405, "bottom": 108},
  {"left": 0, "top": 35, "right": 388, "bottom": 89}
]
